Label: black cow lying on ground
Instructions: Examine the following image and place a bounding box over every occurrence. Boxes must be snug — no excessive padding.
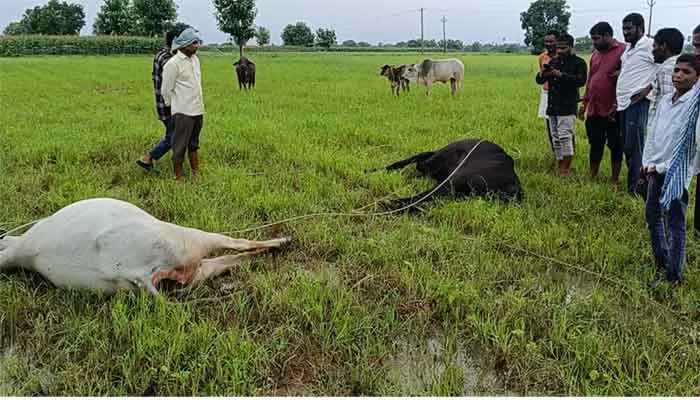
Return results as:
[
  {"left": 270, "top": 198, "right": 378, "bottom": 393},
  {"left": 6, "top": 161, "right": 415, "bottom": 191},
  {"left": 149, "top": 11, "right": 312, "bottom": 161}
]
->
[
  {"left": 379, "top": 138, "right": 524, "bottom": 211},
  {"left": 380, "top": 64, "right": 410, "bottom": 95},
  {"left": 234, "top": 57, "right": 256, "bottom": 90}
]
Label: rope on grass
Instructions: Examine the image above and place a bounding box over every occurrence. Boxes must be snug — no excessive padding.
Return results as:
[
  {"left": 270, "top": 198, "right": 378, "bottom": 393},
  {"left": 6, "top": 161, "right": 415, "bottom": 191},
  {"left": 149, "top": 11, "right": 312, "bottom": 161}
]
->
[
  {"left": 216, "top": 140, "right": 486, "bottom": 235},
  {"left": 0, "top": 220, "right": 42, "bottom": 239}
]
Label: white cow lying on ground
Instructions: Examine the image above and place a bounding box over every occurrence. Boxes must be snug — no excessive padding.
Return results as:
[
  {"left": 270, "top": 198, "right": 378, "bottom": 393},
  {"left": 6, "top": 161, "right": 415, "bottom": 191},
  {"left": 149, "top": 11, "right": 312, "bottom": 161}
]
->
[
  {"left": 402, "top": 58, "right": 464, "bottom": 96},
  {"left": 0, "top": 198, "right": 291, "bottom": 295}
]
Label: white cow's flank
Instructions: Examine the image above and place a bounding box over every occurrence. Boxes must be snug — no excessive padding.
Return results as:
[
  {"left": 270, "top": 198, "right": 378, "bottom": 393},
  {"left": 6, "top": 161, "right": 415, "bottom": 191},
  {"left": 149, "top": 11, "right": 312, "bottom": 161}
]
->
[{"left": 0, "top": 198, "right": 290, "bottom": 295}]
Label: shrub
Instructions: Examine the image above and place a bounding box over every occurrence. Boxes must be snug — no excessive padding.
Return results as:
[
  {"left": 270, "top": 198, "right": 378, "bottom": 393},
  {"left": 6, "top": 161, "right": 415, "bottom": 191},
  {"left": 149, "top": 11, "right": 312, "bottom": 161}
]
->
[{"left": 0, "top": 35, "right": 163, "bottom": 57}]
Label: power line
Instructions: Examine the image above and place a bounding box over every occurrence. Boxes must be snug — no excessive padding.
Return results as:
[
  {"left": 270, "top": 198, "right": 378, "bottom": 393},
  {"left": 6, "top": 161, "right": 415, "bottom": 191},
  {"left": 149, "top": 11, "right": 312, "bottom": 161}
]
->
[{"left": 442, "top": 3, "right": 700, "bottom": 16}]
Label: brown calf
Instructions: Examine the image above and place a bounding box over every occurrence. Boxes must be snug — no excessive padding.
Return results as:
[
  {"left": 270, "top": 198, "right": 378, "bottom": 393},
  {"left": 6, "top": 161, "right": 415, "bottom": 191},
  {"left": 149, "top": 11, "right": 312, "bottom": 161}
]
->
[{"left": 380, "top": 64, "right": 410, "bottom": 95}]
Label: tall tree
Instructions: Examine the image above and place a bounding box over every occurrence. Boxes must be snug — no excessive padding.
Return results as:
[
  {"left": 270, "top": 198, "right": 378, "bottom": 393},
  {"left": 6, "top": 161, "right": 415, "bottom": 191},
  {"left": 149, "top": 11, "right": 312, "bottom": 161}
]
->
[
  {"left": 281, "top": 22, "right": 314, "bottom": 46},
  {"left": 213, "top": 0, "right": 257, "bottom": 57},
  {"left": 11, "top": 0, "right": 86, "bottom": 35},
  {"left": 255, "top": 26, "right": 270, "bottom": 46},
  {"left": 520, "top": 0, "right": 571, "bottom": 54},
  {"left": 93, "top": 0, "right": 134, "bottom": 35},
  {"left": 315, "top": 27, "right": 336, "bottom": 49},
  {"left": 131, "top": 0, "right": 177, "bottom": 37}
]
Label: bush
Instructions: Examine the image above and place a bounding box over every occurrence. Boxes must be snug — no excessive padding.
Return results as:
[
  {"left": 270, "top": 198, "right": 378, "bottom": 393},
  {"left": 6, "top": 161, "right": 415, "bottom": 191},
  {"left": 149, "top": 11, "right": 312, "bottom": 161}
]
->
[{"left": 0, "top": 35, "right": 163, "bottom": 57}]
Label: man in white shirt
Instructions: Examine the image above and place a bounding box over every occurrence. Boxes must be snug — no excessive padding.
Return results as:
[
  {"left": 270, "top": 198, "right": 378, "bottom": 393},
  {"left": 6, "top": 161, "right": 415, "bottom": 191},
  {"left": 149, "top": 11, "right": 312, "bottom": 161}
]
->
[
  {"left": 162, "top": 27, "right": 204, "bottom": 181},
  {"left": 616, "top": 13, "right": 657, "bottom": 196},
  {"left": 641, "top": 54, "right": 700, "bottom": 287},
  {"left": 692, "top": 25, "right": 700, "bottom": 238},
  {"left": 644, "top": 28, "right": 684, "bottom": 127}
]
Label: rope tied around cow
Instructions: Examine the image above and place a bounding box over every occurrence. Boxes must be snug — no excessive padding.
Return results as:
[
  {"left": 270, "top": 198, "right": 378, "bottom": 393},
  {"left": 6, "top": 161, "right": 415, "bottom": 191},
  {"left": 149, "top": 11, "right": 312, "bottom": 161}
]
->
[{"left": 216, "top": 139, "right": 486, "bottom": 234}]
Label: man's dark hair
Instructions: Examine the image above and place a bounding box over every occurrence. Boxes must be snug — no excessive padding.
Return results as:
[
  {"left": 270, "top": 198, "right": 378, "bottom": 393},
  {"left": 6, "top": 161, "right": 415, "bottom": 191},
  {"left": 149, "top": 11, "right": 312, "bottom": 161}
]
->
[
  {"left": 654, "top": 28, "right": 685, "bottom": 55},
  {"left": 545, "top": 30, "right": 560, "bottom": 38},
  {"left": 166, "top": 23, "right": 191, "bottom": 47},
  {"left": 589, "top": 22, "right": 613, "bottom": 37},
  {"left": 694, "top": 24, "right": 700, "bottom": 35},
  {"left": 622, "top": 13, "right": 645, "bottom": 29},
  {"left": 676, "top": 53, "right": 700, "bottom": 74},
  {"left": 558, "top": 34, "right": 574, "bottom": 47}
]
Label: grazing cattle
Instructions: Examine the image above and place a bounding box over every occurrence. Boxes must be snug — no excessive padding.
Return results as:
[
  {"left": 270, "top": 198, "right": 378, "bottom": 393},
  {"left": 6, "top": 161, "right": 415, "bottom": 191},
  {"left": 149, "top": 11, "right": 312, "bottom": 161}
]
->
[
  {"left": 380, "top": 138, "right": 523, "bottom": 210},
  {"left": 0, "top": 198, "right": 291, "bottom": 295},
  {"left": 380, "top": 64, "right": 410, "bottom": 95},
  {"left": 234, "top": 57, "right": 256, "bottom": 90},
  {"left": 402, "top": 58, "right": 464, "bottom": 96}
]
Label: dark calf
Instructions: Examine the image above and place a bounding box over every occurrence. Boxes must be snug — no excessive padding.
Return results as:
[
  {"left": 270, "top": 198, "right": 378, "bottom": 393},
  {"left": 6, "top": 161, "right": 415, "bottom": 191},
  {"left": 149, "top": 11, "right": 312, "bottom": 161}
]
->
[
  {"left": 381, "top": 138, "right": 524, "bottom": 211},
  {"left": 234, "top": 57, "right": 256, "bottom": 90},
  {"left": 380, "top": 64, "right": 410, "bottom": 95}
]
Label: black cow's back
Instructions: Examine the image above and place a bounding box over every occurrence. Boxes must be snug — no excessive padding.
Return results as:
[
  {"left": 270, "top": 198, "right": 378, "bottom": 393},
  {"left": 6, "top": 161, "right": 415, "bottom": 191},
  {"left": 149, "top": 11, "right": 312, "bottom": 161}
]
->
[{"left": 416, "top": 139, "right": 522, "bottom": 199}]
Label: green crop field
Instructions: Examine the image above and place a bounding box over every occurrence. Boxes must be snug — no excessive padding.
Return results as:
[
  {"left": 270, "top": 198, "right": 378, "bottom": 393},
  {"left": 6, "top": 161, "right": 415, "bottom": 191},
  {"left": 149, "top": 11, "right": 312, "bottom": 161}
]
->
[{"left": 1, "top": 51, "right": 699, "bottom": 396}]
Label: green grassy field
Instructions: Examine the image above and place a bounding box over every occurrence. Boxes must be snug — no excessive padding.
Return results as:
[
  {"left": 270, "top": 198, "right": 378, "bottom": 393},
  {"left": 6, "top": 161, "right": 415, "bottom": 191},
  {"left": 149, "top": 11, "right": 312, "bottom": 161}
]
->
[{"left": 1, "top": 51, "right": 700, "bottom": 396}]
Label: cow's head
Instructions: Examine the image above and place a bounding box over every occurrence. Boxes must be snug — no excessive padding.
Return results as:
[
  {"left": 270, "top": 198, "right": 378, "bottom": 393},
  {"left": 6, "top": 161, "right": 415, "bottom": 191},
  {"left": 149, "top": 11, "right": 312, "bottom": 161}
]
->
[
  {"left": 380, "top": 64, "right": 392, "bottom": 76},
  {"left": 234, "top": 57, "right": 255, "bottom": 67},
  {"left": 402, "top": 63, "right": 421, "bottom": 81}
]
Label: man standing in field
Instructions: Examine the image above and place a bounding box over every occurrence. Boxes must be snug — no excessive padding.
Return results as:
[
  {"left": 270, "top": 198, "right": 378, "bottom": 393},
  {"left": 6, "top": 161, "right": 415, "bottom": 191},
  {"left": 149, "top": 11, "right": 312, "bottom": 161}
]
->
[
  {"left": 536, "top": 34, "right": 588, "bottom": 177},
  {"left": 537, "top": 30, "right": 559, "bottom": 154},
  {"left": 641, "top": 54, "right": 700, "bottom": 287},
  {"left": 136, "top": 24, "right": 189, "bottom": 172},
  {"left": 631, "top": 28, "right": 684, "bottom": 129},
  {"left": 691, "top": 24, "right": 700, "bottom": 239},
  {"left": 616, "top": 13, "right": 657, "bottom": 196},
  {"left": 161, "top": 27, "right": 205, "bottom": 181},
  {"left": 578, "top": 22, "right": 625, "bottom": 186}
]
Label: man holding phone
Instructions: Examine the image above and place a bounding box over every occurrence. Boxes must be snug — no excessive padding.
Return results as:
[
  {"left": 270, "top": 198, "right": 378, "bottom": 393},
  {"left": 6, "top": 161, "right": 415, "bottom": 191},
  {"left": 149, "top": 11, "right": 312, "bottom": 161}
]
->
[
  {"left": 615, "top": 13, "right": 657, "bottom": 197},
  {"left": 536, "top": 34, "right": 588, "bottom": 177}
]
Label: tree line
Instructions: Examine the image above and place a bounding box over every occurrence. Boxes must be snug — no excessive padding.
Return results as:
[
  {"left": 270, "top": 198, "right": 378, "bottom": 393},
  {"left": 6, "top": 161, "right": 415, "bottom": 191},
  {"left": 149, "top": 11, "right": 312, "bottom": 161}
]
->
[
  {"left": 9, "top": 0, "right": 689, "bottom": 56},
  {"left": 0, "top": 0, "right": 574, "bottom": 55}
]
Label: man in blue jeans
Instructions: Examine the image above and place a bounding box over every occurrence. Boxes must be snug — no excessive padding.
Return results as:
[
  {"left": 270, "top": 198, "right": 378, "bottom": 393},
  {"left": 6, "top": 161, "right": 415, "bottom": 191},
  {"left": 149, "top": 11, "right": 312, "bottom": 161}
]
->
[
  {"left": 137, "top": 24, "right": 189, "bottom": 172},
  {"left": 641, "top": 54, "right": 700, "bottom": 287},
  {"left": 616, "top": 13, "right": 657, "bottom": 196}
]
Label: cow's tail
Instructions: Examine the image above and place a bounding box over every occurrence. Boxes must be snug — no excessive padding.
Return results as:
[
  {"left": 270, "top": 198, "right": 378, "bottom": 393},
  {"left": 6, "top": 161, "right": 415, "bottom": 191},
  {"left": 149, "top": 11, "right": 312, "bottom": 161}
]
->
[{"left": 384, "top": 151, "right": 434, "bottom": 171}]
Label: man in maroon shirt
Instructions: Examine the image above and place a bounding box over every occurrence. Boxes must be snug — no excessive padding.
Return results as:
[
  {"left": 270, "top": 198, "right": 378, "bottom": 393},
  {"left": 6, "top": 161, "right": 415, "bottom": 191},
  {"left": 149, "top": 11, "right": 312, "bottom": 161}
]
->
[{"left": 578, "top": 21, "right": 626, "bottom": 187}]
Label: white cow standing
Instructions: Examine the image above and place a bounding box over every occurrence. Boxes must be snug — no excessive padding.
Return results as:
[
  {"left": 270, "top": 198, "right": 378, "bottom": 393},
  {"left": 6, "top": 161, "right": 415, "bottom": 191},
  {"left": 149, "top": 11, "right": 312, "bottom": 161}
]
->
[{"left": 402, "top": 58, "right": 464, "bottom": 96}]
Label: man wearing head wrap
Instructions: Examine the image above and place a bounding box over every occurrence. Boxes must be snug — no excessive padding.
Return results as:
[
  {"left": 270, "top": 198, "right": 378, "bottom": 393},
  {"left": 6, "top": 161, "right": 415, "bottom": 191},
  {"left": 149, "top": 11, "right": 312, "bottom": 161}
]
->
[
  {"left": 161, "top": 27, "right": 205, "bottom": 181},
  {"left": 136, "top": 23, "right": 190, "bottom": 172}
]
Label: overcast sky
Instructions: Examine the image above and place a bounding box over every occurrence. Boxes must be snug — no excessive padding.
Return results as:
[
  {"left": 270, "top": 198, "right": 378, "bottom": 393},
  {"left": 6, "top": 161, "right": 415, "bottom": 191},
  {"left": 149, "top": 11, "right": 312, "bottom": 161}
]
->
[{"left": 1, "top": 0, "right": 698, "bottom": 45}]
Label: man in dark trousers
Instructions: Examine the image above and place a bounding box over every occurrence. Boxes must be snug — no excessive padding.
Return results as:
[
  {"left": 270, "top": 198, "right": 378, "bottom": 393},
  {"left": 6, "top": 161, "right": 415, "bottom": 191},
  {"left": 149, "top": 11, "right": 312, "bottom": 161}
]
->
[
  {"left": 161, "top": 27, "right": 205, "bottom": 181},
  {"left": 136, "top": 24, "right": 189, "bottom": 172},
  {"left": 693, "top": 24, "right": 700, "bottom": 239},
  {"left": 579, "top": 22, "right": 626, "bottom": 187},
  {"left": 536, "top": 34, "right": 588, "bottom": 177},
  {"left": 615, "top": 13, "right": 657, "bottom": 197}
]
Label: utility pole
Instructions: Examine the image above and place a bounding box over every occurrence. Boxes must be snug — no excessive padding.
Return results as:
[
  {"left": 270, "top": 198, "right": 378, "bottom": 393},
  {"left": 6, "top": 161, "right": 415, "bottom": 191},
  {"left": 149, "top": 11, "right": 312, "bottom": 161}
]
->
[
  {"left": 420, "top": 7, "right": 424, "bottom": 53},
  {"left": 646, "top": 0, "right": 656, "bottom": 36},
  {"left": 441, "top": 15, "right": 447, "bottom": 53}
]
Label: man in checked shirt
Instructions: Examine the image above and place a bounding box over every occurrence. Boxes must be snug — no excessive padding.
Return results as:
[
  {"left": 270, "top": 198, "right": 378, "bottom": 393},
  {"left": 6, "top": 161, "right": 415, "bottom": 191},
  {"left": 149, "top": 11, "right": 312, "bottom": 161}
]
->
[
  {"left": 633, "top": 28, "right": 685, "bottom": 129},
  {"left": 136, "top": 24, "right": 189, "bottom": 172}
]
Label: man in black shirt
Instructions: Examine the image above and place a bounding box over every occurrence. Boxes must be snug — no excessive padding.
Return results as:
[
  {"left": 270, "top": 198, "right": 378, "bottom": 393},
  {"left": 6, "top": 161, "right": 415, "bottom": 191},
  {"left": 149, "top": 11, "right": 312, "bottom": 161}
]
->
[{"left": 536, "top": 34, "right": 588, "bottom": 177}]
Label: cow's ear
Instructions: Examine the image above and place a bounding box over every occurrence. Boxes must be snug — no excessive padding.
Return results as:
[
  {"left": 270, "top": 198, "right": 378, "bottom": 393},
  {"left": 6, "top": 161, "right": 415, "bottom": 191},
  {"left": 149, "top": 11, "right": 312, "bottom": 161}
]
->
[{"left": 233, "top": 60, "right": 240, "bottom": 65}]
